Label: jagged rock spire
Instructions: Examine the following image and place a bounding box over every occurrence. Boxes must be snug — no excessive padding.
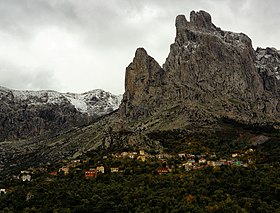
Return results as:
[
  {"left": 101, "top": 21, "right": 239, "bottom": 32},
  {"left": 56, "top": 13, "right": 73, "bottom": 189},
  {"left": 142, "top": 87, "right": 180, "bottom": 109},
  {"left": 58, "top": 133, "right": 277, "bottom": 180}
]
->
[
  {"left": 190, "top": 10, "right": 214, "bottom": 30},
  {"left": 121, "top": 48, "right": 164, "bottom": 117},
  {"left": 175, "top": 10, "right": 215, "bottom": 32}
]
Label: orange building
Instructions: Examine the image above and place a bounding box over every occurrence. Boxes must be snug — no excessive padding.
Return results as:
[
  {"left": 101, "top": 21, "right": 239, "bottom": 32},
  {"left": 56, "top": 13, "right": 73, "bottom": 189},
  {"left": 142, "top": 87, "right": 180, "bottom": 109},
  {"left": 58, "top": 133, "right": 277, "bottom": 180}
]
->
[{"left": 85, "top": 170, "right": 96, "bottom": 178}]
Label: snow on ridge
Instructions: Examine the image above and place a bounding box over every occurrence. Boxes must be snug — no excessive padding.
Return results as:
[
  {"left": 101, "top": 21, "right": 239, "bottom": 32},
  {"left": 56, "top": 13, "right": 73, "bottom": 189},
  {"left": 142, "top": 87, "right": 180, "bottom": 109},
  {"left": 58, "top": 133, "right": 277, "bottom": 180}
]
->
[
  {"left": 0, "top": 87, "right": 123, "bottom": 115},
  {"left": 63, "top": 89, "right": 122, "bottom": 113},
  {"left": 12, "top": 89, "right": 65, "bottom": 105},
  {"left": 63, "top": 93, "right": 88, "bottom": 114}
]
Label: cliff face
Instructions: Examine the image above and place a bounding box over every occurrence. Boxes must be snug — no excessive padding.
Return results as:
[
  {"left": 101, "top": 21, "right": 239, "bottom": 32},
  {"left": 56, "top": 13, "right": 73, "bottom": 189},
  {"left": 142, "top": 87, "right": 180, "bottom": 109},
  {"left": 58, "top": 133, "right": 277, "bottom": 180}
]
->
[{"left": 120, "top": 10, "right": 280, "bottom": 124}]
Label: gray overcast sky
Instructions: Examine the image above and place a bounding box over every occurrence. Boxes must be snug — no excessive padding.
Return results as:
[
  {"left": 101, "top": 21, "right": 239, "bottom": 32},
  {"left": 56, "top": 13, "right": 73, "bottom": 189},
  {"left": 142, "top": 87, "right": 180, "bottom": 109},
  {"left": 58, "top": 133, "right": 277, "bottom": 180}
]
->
[{"left": 0, "top": 0, "right": 279, "bottom": 94}]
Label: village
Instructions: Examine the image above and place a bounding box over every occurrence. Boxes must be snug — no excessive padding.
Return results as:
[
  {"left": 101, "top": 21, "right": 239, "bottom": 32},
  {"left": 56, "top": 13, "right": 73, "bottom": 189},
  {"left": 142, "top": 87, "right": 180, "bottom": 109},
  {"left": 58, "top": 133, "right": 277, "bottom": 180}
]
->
[{"left": 0, "top": 146, "right": 256, "bottom": 195}]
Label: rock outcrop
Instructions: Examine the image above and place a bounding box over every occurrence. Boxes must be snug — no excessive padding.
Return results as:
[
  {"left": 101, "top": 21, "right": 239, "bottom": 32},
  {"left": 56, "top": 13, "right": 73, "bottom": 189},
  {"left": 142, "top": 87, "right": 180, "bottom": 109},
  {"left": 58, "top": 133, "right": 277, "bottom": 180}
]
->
[
  {"left": 120, "top": 10, "right": 280, "bottom": 125},
  {"left": 0, "top": 87, "right": 122, "bottom": 141}
]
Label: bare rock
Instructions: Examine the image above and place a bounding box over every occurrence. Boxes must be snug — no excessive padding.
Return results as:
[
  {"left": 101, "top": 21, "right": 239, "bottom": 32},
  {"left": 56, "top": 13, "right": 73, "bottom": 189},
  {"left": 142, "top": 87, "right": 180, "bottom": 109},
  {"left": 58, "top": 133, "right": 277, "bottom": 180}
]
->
[{"left": 120, "top": 10, "right": 280, "bottom": 125}]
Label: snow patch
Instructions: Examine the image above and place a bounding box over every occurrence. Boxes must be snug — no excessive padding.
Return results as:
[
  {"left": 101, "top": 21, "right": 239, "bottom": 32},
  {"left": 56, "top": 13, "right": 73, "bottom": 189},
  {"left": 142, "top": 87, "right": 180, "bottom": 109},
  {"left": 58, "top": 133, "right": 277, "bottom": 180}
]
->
[{"left": 64, "top": 94, "right": 88, "bottom": 113}]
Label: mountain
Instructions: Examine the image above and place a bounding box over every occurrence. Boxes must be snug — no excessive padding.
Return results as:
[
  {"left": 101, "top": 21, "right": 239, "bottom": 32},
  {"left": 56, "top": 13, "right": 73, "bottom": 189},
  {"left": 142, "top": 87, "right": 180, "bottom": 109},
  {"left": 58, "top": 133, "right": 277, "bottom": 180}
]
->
[
  {"left": 0, "top": 86, "right": 122, "bottom": 141},
  {"left": 1, "top": 10, "right": 279, "bottom": 176},
  {"left": 120, "top": 10, "right": 280, "bottom": 126}
]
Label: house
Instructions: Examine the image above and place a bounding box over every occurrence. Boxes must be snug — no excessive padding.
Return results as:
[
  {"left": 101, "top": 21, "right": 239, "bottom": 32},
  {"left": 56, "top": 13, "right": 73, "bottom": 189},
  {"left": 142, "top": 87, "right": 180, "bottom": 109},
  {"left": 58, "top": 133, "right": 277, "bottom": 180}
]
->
[
  {"left": 232, "top": 153, "right": 239, "bottom": 158},
  {"left": 21, "top": 170, "right": 31, "bottom": 174},
  {"left": 111, "top": 167, "right": 119, "bottom": 173},
  {"left": 193, "top": 165, "right": 202, "bottom": 170},
  {"left": 21, "top": 174, "right": 31, "bottom": 182},
  {"left": 50, "top": 171, "right": 58, "bottom": 175},
  {"left": 139, "top": 150, "right": 145, "bottom": 156},
  {"left": 234, "top": 161, "right": 243, "bottom": 166},
  {"left": 96, "top": 166, "right": 105, "bottom": 174},
  {"left": 112, "top": 153, "right": 122, "bottom": 158},
  {"left": 225, "top": 160, "right": 234, "bottom": 165},
  {"left": 210, "top": 154, "right": 217, "bottom": 159},
  {"left": 71, "top": 159, "right": 81, "bottom": 163},
  {"left": 85, "top": 170, "right": 96, "bottom": 178},
  {"left": 121, "top": 152, "right": 128, "bottom": 157},
  {"left": 187, "top": 154, "right": 195, "bottom": 159},
  {"left": 207, "top": 161, "right": 222, "bottom": 167},
  {"left": 128, "top": 152, "right": 138, "bottom": 159},
  {"left": 137, "top": 155, "right": 146, "bottom": 162},
  {"left": 187, "top": 159, "right": 196, "bottom": 164},
  {"left": 59, "top": 166, "right": 70, "bottom": 175},
  {"left": 69, "top": 160, "right": 81, "bottom": 167},
  {"left": 245, "top": 148, "right": 254, "bottom": 154},
  {"left": 156, "top": 154, "right": 164, "bottom": 159},
  {"left": 0, "top": 189, "right": 6, "bottom": 195},
  {"left": 199, "top": 158, "right": 207, "bottom": 164},
  {"left": 184, "top": 165, "right": 192, "bottom": 171},
  {"left": 164, "top": 154, "right": 174, "bottom": 159},
  {"left": 220, "top": 159, "right": 227, "bottom": 165},
  {"left": 212, "top": 161, "right": 222, "bottom": 167},
  {"left": 12, "top": 175, "right": 20, "bottom": 180},
  {"left": 207, "top": 161, "right": 214, "bottom": 166},
  {"left": 178, "top": 153, "right": 186, "bottom": 159},
  {"left": 128, "top": 153, "right": 136, "bottom": 159},
  {"left": 157, "top": 168, "right": 168, "bottom": 175}
]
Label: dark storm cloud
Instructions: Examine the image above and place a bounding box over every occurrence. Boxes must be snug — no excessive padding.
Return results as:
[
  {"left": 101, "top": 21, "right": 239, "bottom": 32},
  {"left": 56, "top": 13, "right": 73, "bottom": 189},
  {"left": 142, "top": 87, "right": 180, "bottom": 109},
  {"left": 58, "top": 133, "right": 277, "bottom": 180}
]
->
[{"left": 0, "top": 0, "right": 279, "bottom": 94}]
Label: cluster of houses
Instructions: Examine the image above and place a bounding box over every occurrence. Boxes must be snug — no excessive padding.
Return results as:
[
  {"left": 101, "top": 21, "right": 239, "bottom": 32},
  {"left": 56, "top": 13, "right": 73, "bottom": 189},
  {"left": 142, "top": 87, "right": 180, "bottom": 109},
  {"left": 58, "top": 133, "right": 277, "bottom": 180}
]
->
[
  {"left": 48, "top": 148, "right": 255, "bottom": 177},
  {"left": 110, "top": 149, "right": 254, "bottom": 173},
  {"left": 11, "top": 170, "right": 32, "bottom": 182},
  {"left": 7, "top": 148, "right": 255, "bottom": 184}
]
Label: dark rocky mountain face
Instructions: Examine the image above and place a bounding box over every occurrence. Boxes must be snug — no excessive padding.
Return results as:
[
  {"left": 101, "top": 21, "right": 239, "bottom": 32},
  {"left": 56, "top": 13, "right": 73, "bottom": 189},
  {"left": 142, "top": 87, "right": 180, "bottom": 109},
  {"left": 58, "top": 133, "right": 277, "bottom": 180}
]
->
[
  {"left": 0, "top": 87, "right": 121, "bottom": 141},
  {"left": 120, "top": 10, "right": 280, "bottom": 125}
]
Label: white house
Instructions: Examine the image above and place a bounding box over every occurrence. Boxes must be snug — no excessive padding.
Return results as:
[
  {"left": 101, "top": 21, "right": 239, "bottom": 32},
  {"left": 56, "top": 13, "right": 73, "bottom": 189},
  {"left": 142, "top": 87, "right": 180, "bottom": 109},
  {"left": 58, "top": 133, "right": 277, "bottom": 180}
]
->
[
  {"left": 96, "top": 166, "right": 105, "bottom": 174},
  {"left": 111, "top": 167, "right": 119, "bottom": 173},
  {"left": 232, "top": 153, "right": 239, "bottom": 158},
  {"left": 21, "top": 174, "right": 31, "bottom": 182},
  {"left": 0, "top": 189, "right": 6, "bottom": 195},
  {"left": 178, "top": 153, "right": 186, "bottom": 159},
  {"left": 199, "top": 158, "right": 207, "bottom": 164}
]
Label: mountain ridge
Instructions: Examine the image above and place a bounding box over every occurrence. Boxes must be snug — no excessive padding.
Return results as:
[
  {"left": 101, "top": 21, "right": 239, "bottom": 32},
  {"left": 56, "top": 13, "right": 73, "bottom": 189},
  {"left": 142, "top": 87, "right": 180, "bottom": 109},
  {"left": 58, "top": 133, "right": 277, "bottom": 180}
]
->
[{"left": 0, "top": 86, "right": 122, "bottom": 141}]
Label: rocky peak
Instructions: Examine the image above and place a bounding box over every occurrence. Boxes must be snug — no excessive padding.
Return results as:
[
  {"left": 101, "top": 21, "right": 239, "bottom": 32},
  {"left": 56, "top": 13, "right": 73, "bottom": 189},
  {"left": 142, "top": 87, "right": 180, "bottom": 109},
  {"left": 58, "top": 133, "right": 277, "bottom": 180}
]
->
[
  {"left": 189, "top": 10, "right": 215, "bottom": 31},
  {"left": 121, "top": 47, "right": 164, "bottom": 117},
  {"left": 175, "top": 10, "right": 215, "bottom": 32},
  {"left": 120, "top": 10, "right": 280, "bottom": 124},
  {"left": 175, "top": 15, "right": 188, "bottom": 29}
]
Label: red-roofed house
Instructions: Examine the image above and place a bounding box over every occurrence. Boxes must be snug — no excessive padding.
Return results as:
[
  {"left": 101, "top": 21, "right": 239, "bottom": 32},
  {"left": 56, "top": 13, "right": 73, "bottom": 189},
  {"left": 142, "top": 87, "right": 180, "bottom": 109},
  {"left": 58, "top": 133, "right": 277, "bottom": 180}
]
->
[
  {"left": 157, "top": 168, "right": 168, "bottom": 175},
  {"left": 85, "top": 170, "right": 96, "bottom": 178}
]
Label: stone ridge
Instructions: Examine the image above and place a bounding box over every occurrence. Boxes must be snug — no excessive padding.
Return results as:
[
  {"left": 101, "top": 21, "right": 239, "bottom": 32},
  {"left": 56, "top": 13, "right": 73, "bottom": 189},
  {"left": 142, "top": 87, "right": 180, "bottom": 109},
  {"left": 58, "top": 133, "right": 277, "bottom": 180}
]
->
[{"left": 120, "top": 10, "right": 280, "bottom": 125}]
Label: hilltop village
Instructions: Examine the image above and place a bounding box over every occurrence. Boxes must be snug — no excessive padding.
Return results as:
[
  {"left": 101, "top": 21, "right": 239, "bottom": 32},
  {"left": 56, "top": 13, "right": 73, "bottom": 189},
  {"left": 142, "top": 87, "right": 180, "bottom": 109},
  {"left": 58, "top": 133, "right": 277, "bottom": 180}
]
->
[{"left": 2, "top": 147, "right": 255, "bottom": 187}]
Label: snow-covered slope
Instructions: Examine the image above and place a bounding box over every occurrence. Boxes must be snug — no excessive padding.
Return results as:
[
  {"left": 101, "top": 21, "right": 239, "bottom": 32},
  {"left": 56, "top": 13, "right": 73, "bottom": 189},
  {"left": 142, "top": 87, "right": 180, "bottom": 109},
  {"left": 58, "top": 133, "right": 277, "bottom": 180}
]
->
[
  {"left": 63, "top": 89, "right": 122, "bottom": 116},
  {"left": 0, "top": 86, "right": 122, "bottom": 116}
]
